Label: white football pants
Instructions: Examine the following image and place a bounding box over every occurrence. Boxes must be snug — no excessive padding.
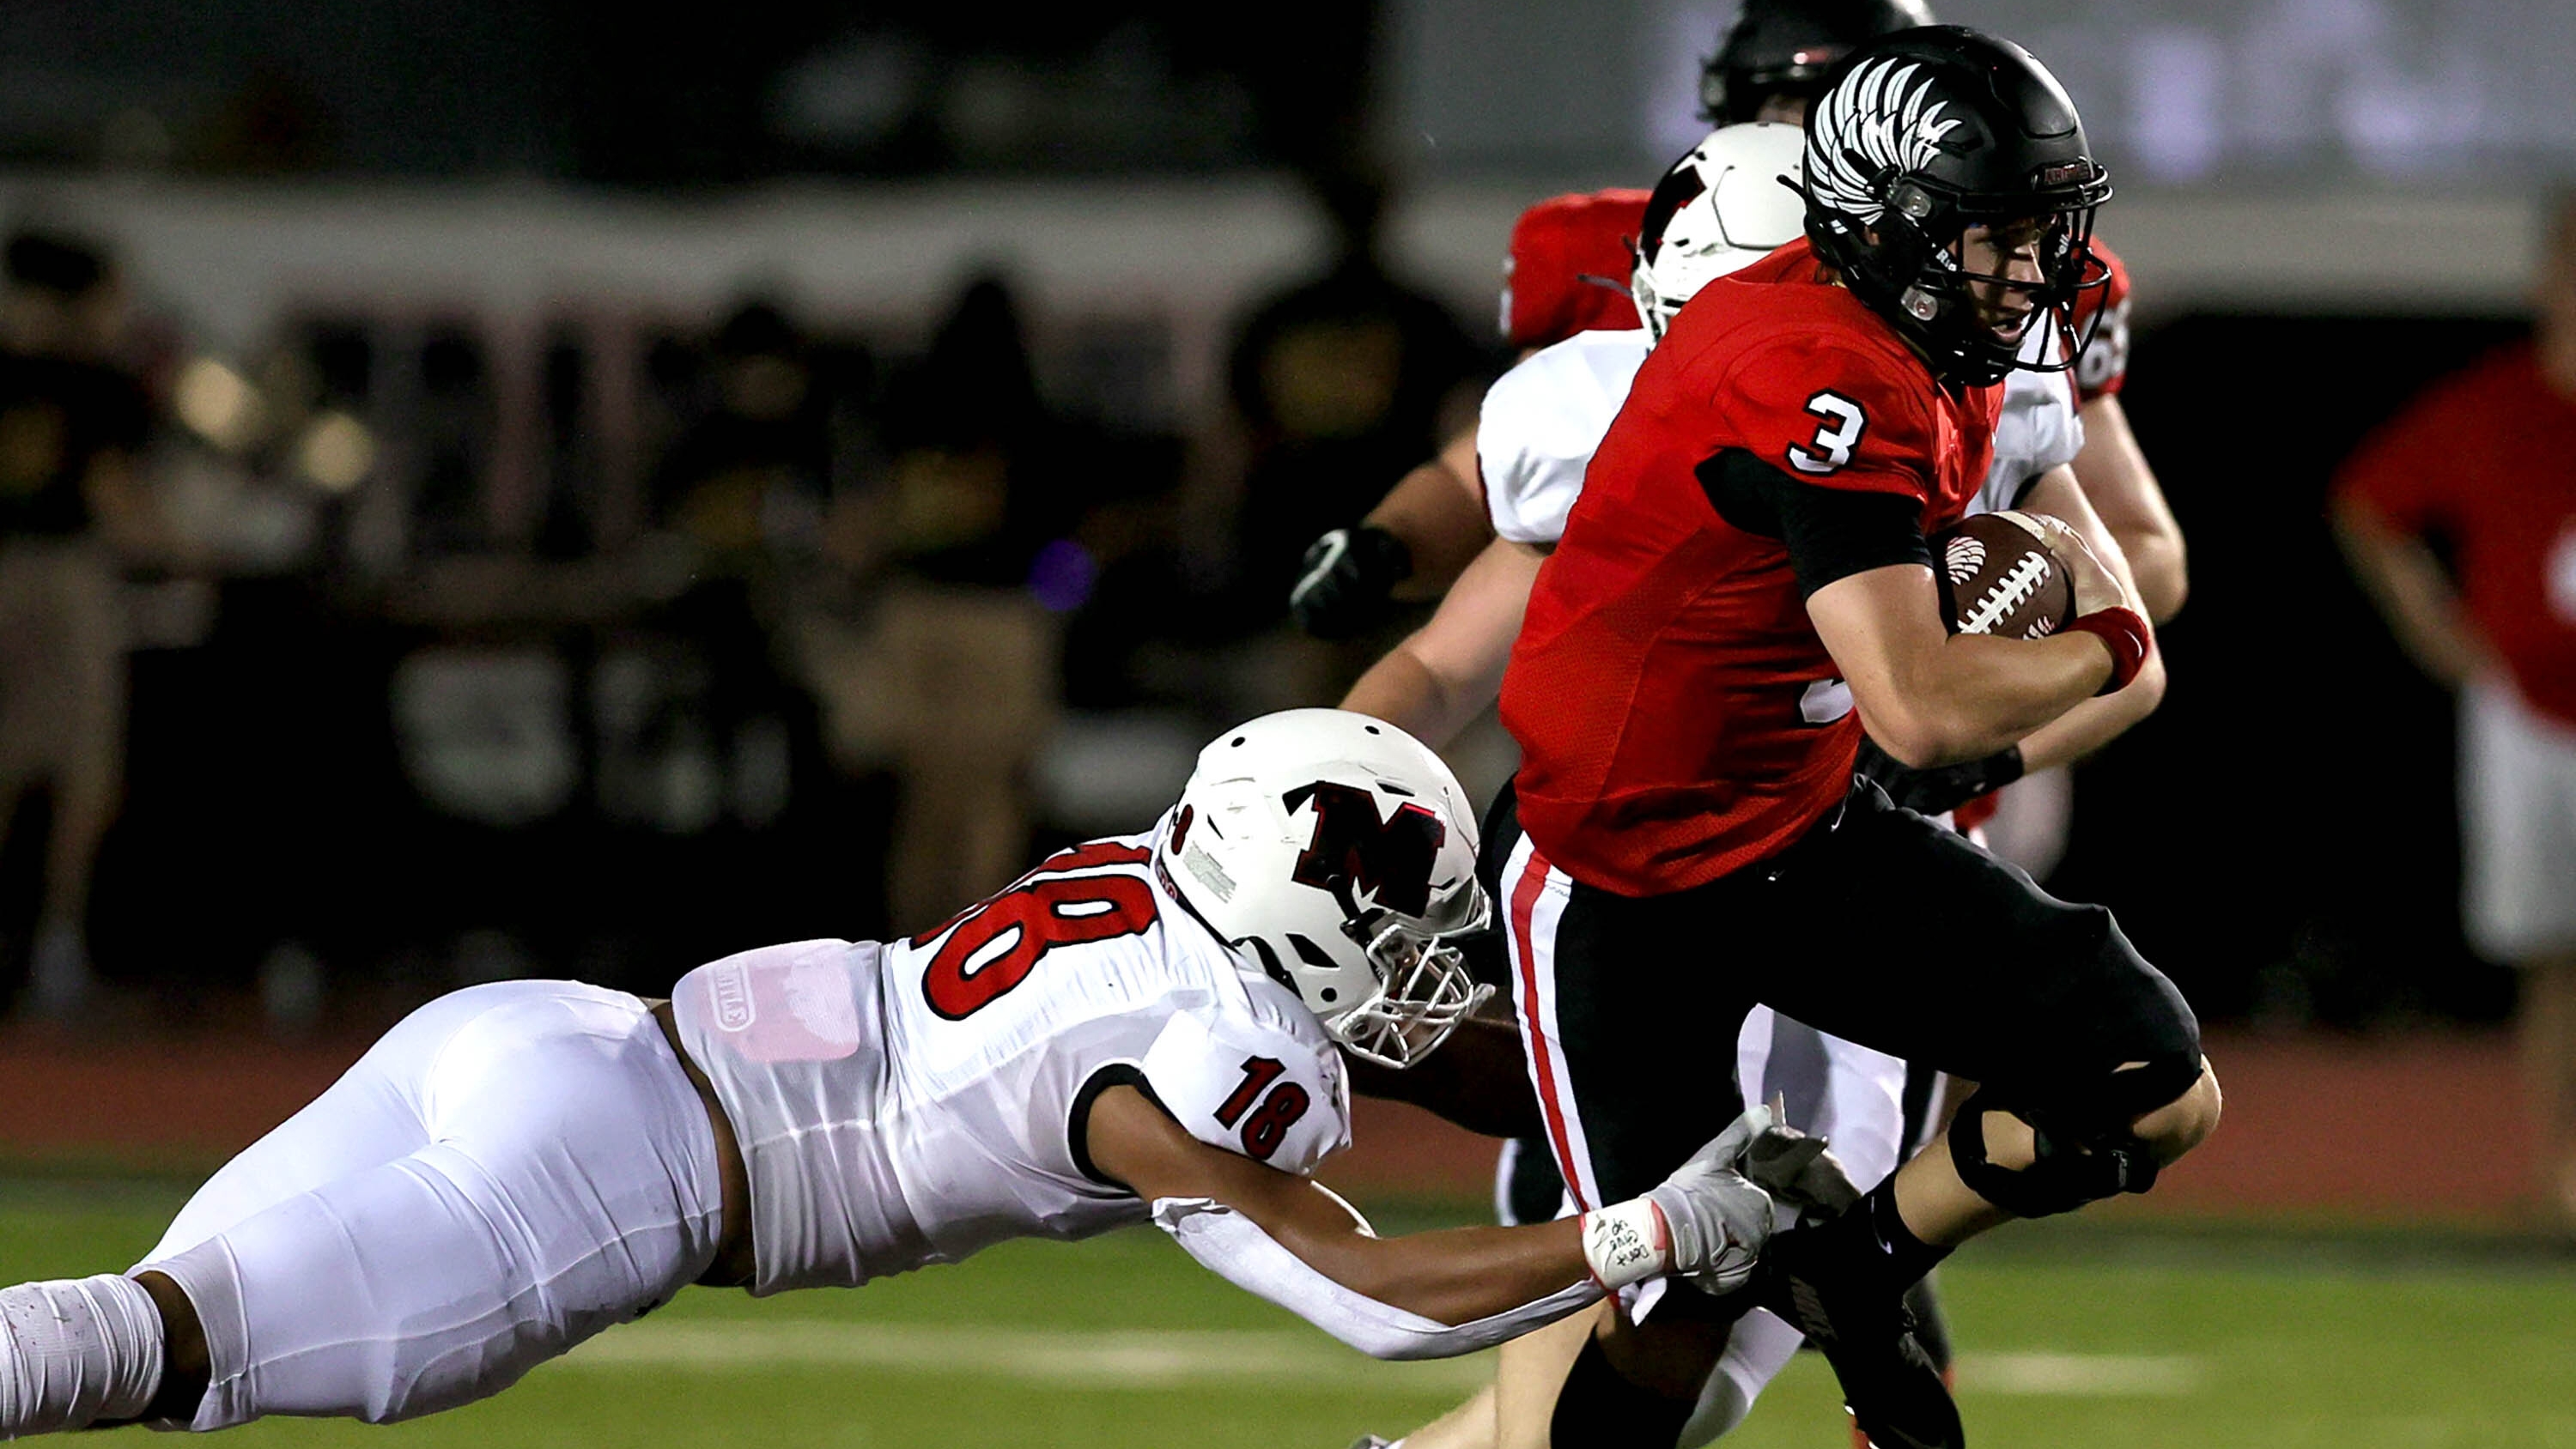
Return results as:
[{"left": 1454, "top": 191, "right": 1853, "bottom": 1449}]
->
[{"left": 135, "top": 981, "right": 725, "bottom": 1430}]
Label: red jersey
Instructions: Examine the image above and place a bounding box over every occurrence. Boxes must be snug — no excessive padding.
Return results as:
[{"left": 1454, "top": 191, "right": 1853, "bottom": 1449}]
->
[
  {"left": 1503, "top": 190, "right": 1651, "bottom": 351},
  {"left": 2071, "top": 239, "right": 2132, "bottom": 403},
  {"left": 2333, "top": 344, "right": 2576, "bottom": 729},
  {"left": 1501, "top": 240, "right": 2002, "bottom": 895}
]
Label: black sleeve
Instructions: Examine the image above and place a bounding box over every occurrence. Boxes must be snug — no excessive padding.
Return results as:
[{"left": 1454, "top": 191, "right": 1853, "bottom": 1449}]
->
[
  {"left": 1694, "top": 448, "right": 1931, "bottom": 598},
  {"left": 1066, "top": 1063, "right": 1172, "bottom": 1190}
]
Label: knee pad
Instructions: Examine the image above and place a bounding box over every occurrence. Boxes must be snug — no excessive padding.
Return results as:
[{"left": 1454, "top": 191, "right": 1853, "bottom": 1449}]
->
[{"left": 1946, "top": 1059, "right": 2196, "bottom": 1219}]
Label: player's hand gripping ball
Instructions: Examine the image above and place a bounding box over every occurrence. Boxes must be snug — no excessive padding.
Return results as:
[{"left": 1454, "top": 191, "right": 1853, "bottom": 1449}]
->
[{"left": 1928, "top": 510, "right": 2075, "bottom": 639}]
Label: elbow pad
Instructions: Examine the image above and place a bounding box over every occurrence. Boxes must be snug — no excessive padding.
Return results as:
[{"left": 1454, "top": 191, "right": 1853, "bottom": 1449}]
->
[{"left": 1150, "top": 1197, "right": 1600, "bottom": 1361}]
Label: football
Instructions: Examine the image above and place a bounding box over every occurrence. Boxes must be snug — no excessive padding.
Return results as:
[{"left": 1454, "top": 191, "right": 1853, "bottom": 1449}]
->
[{"left": 1931, "top": 511, "right": 2075, "bottom": 639}]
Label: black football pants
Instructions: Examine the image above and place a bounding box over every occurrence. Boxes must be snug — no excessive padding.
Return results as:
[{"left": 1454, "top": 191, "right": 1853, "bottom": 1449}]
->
[{"left": 1482, "top": 779, "right": 2201, "bottom": 1215}]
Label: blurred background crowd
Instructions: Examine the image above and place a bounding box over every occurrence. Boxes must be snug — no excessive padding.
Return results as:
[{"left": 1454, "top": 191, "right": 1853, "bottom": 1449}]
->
[{"left": 0, "top": 0, "right": 2566, "bottom": 1058}]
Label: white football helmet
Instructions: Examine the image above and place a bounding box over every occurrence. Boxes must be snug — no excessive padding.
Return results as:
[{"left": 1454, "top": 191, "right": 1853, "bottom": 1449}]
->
[
  {"left": 1631, "top": 122, "right": 1809, "bottom": 341},
  {"left": 1160, "top": 709, "right": 1492, "bottom": 1070}
]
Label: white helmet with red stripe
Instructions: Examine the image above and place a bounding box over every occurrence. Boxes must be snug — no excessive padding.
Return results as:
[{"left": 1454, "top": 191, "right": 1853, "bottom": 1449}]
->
[
  {"left": 1161, "top": 709, "right": 1491, "bottom": 1069},
  {"left": 1631, "top": 122, "right": 1809, "bottom": 340}
]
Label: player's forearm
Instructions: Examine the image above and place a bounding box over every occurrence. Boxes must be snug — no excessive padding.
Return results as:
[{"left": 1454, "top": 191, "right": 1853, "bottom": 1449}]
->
[
  {"left": 1874, "top": 632, "right": 2115, "bottom": 768},
  {"left": 2074, "top": 397, "right": 2187, "bottom": 623},
  {"left": 1342, "top": 543, "right": 1531, "bottom": 748},
  {"left": 2113, "top": 530, "right": 2186, "bottom": 626},
  {"left": 1341, "top": 1017, "right": 1545, "bottom": 1138},
  {"left": 2000, "top": 471, "right": 2167, "bottom": 769},
  {"left": 1818, "top": 566, "right": 2125, "bottom": 768},
  {"left": 1097, "top": 1086, "right": 1597, "bottom": 1343},
  {"left": 2331, "top": 500, "right": 2493, "bottom": 687},
  {"left": 1342, "top": 641, "right": 1480, "bottom": 749},
  {"left": 1367, "top": 440, "right": 1492, "bottom": 600},
  {"left": 1263, "top": 1212, "right": 1593, "bottom": 1327},
  {"left": 1152, "top": 1197, "right": 1602, "bottom": 1360},
  {"left": 2012, "top": 646, "right": 2165, "bottom": 773}
]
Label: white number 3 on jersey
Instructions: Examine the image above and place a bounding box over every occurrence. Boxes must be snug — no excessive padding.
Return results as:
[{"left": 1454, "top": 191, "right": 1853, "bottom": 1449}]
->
[{"left": 1787, "top": 391, "right": 1867, "bottom": 475}]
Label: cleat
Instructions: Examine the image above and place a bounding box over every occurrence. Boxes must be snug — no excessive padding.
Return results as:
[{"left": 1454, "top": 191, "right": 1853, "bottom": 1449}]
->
[{"left": 1754, "top": 1224, "right": 1962, "bottom": 1449}]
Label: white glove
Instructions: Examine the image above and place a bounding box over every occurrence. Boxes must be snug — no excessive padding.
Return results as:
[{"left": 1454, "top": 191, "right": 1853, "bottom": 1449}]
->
[{"left": 1579, "top": 1104, "right": 1780, "bottom": 1295}]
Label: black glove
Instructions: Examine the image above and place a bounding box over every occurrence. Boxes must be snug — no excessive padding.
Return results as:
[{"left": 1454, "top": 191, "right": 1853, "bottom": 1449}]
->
[
  {"left": 1288, "top": 524, "right": 1413, "bottom": 639},
  {"left": 1854, "top": 737, "right": 2024, "bottom": 817}
]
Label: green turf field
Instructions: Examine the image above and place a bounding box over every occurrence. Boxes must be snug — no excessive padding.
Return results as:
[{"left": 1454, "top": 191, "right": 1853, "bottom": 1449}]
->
[{"left": 9, "top": 1179, "right": 2576, "bottom": 1447}]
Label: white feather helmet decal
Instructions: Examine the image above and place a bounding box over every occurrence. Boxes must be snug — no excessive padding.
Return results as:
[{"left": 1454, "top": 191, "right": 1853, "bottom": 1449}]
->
[{"left": 1803, "top": 56, "right": 1965, "bottom": 225}]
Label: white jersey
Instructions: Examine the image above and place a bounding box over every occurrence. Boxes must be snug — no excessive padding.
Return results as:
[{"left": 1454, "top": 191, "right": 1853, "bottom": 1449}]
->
[
  {"left": 1478, "top": 329, "right": 2085, "bottom": 544},
  {"left": 1975, "top": 367, "right": 2086, "bottom": 515},
  {"left": 671, "top": 823, "right": 1352, "bottom": 1295},
  {"left": 1480, "top": 329, "right": 1656, "bottom": 544}
]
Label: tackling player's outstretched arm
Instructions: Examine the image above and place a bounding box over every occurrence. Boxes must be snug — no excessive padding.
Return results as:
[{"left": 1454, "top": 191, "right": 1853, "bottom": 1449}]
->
[
  {"left": 1341, "top": 537, "right": 1546, "bottom": 749},
  {"left": 1086, "top": 1087, "right": 1784, "bottom": 1360},
  {"left": 1086, "top": 1085, "right": 1587, "bottom": 1326}
]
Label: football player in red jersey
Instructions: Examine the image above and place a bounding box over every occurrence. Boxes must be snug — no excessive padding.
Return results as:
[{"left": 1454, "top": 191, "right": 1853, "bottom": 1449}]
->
[
  {"left": 1494, "top": 30, "right": 2221, "bottom": 1449},
  {"left": 1340, "top": 122, "right": 2177, "bottom": 1449},
  {"left": 1302, "top": 0, "right": 2186, "bottom": 866}
]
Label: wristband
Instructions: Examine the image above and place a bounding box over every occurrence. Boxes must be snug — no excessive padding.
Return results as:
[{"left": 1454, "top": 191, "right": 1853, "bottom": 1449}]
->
[
  {"left": 2063, "top": 606, "right": 2150, "bottom": 695},
  {"left": 1578, "top": 1197, "right": 1670, "bottom": 1291}
]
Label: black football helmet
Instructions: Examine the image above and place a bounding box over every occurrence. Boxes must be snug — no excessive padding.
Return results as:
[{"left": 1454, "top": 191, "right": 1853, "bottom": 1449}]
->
[
  {"left": 1699, "top": 0, "right": 1938, "bottom": 125},
  {"left": 1799, "top": 26, "right": 2112, "bottom": 387}
]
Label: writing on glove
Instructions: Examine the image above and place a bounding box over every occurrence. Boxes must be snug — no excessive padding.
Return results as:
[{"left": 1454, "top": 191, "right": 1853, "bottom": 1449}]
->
[{"left": 1580, "top": 1103, "right": 1783, "bottom": 1296}]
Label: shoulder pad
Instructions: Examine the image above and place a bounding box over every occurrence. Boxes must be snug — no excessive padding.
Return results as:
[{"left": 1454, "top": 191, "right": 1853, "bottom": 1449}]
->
[
  {"left": 1141, "top": 1007, "right": 1352, "bottom": 1177},
  {"left": 1721, "top": 333, "right": 1934, "bottom": 496},
  {"left": 1479, "top": 330, "right": 1649, "bottom": 543}
]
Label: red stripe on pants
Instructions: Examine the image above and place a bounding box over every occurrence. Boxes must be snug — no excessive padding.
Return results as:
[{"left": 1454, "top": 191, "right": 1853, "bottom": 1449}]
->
[{"left": 1510, "top": 844, "right": 1589, "bottom": 1211}]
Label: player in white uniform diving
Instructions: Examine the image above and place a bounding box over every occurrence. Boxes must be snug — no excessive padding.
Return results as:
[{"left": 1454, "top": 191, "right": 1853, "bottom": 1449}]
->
[
  {"left": 1341, "top": 120, "right": 2167, "bottom": 1449},
  {"left": 0, "top": 711, "right": 1854, "bottom": 1440}
]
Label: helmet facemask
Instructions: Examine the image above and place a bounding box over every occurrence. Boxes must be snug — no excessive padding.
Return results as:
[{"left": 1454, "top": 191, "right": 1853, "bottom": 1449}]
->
[
  {"left": 1160, "top": 709, "right": 1497, "bottom": 1073},
  {"left": 1809, "top": 163, "right": 2110, "bottom": 387},
  {"left": 1317, "top": 875, "right": 1493, "bottom": 1070}
]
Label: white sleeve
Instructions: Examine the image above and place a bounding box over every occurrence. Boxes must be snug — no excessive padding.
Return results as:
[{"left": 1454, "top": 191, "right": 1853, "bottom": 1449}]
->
[
  {"left": 1478, "top": 334, "right": 1644, "bottom": 545},
  {"left": 1140, "top": 1009, "right": 1352, "bottom": 1177},
  {"left": 1978, "top": 371, "right": 2087, "bottom": 515},
  {"left": 1151, "top": 1197, "right": 1601, "bottom": 1361},
  {"left": 1478, "top": 363, "right": 1588, "bottom": 544},
  {"left": 2026, "top": 376, "right": 2087, "bottom": 478}
]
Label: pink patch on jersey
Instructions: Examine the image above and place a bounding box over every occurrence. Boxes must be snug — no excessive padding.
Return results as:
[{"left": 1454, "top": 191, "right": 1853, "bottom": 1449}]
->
[{"left": 695, "top": 943, "right": 864, "bottom": 1063}]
